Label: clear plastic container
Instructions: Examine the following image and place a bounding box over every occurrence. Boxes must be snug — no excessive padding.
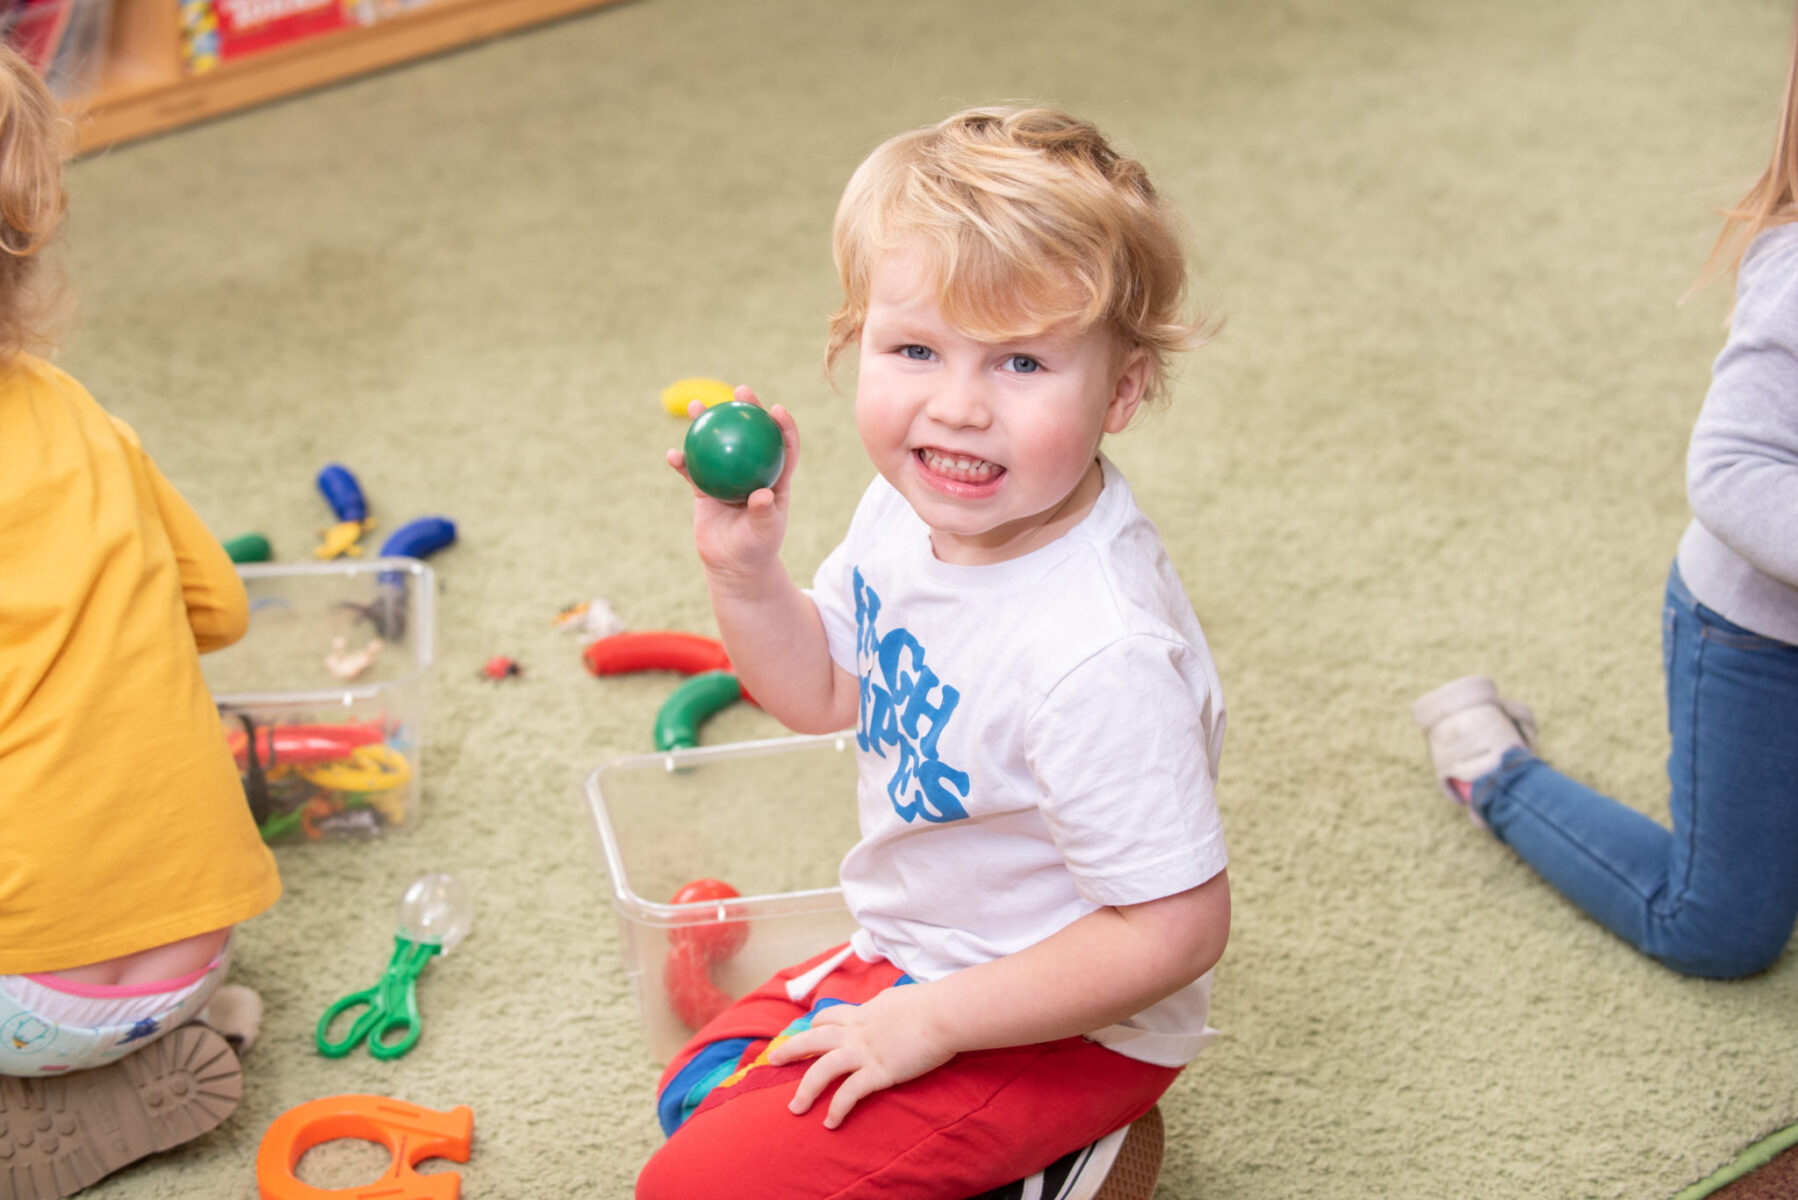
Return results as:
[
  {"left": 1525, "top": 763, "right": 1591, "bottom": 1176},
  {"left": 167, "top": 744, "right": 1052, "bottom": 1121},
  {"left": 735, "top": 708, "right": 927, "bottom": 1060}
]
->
[
  {"left": 203, "top": 558, "right": 434, "bottom": 843},
  {"left": 585, "top": 733, "right": 862, "bottom": 1063}
]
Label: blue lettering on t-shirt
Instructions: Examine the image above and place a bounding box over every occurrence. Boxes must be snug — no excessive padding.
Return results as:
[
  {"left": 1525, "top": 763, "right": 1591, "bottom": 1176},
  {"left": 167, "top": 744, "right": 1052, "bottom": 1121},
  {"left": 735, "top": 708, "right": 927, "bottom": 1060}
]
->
[{"left": 852, "top": 568, "right": 970, "bottom": 823}]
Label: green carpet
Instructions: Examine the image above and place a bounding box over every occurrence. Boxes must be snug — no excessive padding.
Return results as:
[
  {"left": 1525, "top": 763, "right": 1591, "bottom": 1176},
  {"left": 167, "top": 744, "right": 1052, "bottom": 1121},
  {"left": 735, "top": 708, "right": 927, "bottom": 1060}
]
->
[{"left": 51, "top": 0, "right": 1797, "bottom": 1196}]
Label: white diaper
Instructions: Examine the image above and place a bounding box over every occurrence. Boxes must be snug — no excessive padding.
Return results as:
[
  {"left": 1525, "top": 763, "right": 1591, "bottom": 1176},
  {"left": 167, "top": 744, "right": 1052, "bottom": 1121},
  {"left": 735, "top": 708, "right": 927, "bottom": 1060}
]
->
[{"left": 0, "top": 943, "right": 230, "bottom": 1076}]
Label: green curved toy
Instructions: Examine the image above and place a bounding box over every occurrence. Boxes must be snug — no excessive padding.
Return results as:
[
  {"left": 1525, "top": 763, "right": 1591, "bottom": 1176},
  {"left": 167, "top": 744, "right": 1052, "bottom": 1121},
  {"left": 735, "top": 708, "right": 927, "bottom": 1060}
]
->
[
  {"left": 223, "top": 532, "right": 272, "bottom": 563},
  {"left": 654, "top": 671, "right": 743, "bottom": 751}
]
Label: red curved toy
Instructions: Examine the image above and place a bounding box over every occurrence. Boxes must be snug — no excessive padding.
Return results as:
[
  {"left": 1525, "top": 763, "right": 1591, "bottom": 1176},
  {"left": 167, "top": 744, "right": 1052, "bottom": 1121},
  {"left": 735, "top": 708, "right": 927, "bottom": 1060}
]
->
[
  {"left": 583, "top": 631, "right": 758, "bottom": 708},
  {"left": 584, "top": 631, "right": 732, "bottom": 677},
  {"left": 665, "top": 938, "right": 733, "bottom": 1031},
  {"left": 228, "top": 719, "right": 385, "bottom": 768},
  {"left": 664, "top": 879, "right": 749, "bottom": 1030}
]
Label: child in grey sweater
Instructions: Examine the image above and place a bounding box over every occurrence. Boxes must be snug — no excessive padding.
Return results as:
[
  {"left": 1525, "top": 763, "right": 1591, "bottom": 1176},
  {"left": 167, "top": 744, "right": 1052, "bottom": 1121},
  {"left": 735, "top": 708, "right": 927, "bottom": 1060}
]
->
[{"left": 1409, "top": 26, "right": 1798, "bottom": 978}]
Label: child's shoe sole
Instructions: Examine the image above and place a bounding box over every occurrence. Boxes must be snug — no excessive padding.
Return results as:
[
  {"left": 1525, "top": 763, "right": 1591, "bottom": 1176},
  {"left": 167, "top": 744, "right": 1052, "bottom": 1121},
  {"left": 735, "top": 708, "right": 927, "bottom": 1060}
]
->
[
  {"left": 0, "top": 1024, "right": 242, "bottom": 1200},
  {"left": 1093, "top": 1104, "right": 1164, "bottom": 1200}
]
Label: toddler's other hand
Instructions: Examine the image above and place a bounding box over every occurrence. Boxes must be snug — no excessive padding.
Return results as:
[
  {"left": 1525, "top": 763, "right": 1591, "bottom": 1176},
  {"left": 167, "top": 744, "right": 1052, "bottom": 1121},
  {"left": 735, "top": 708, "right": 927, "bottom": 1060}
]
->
[
  {"left": 767, "top": 984, "right": 954, "bottom": 1129},
  {"left": 666, "top": 386, "right": 800, "bottom": 584}
]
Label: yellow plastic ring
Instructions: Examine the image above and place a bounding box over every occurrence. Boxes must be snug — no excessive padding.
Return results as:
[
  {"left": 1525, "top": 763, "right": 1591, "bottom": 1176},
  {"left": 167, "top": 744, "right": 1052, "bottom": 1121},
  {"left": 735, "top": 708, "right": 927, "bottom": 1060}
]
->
[{"left": 299, "top": 743, "right": 411, "bottom": 793}]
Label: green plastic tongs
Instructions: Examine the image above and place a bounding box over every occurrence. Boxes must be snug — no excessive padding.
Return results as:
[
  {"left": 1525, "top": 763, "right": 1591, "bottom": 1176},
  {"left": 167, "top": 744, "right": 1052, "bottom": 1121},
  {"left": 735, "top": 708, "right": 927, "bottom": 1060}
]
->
[{"left": 316, "top": 872, "right": 473, "bottom": 1061}]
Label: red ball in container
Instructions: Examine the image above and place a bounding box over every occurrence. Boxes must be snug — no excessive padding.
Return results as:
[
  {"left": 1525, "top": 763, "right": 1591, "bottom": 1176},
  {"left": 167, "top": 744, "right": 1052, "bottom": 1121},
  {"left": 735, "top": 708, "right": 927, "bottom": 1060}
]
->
[{"left": 669, "top": 878, "right": 749, "bottom": 963}]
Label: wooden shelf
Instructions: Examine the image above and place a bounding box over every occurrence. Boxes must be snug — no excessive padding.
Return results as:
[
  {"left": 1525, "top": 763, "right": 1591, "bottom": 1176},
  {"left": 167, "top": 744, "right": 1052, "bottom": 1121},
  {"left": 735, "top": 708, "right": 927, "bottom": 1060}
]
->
[{"left": 66, "top": 0, "right": 624, "bottom": 152}]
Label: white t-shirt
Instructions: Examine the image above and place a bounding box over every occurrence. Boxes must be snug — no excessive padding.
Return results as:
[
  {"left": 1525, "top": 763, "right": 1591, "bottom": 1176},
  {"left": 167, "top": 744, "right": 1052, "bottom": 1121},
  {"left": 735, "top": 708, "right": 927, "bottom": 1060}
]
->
[{"left": 809, "top": 456, "right": 1228, "bottom": 1067}]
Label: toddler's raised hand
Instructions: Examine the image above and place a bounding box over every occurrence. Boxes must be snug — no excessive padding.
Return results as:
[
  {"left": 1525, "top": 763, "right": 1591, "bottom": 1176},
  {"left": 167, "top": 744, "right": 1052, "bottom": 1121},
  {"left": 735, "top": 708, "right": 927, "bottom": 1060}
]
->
[
  {"left": 666, "top": 386, "right": 800, "bottom": 584},
  {"left": 767, "top": 982, "right": 956, "bottom": 1129}
]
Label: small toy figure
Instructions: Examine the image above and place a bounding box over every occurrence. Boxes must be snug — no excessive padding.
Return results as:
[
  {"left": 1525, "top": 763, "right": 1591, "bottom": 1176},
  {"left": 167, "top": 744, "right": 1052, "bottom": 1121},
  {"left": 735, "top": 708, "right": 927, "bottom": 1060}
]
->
[
  {"left": 313, "top": 518, "right": 375, "bottom": 559},
  {"left": 555, "top": 597, "right": 626, "bottom": 640},
  {"left": 324, "top": 636, "right": 382, "bottom": 680},
  {"left": 480, "top": 655, "right": 522, "bottom": 681}
]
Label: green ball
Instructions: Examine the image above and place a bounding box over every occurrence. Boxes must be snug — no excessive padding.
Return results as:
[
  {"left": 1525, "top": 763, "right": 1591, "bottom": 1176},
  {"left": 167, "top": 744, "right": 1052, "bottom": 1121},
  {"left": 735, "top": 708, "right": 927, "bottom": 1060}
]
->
[{"left": 683, "top": 401, "right": 786, "bottom": 503}]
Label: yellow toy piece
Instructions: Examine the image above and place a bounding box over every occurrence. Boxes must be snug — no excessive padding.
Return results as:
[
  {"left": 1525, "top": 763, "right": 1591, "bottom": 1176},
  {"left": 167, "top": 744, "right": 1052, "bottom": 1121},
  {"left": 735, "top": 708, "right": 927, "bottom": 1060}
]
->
[
  {"left": 300, "top": 743, "right": 411, "bottom": 793},
  {"left": 362, "top": 789, "right": 407, "bottom": 826},
  {"left": 660, "top": 377, "right": 736, "bottom": 418},
  {"left": 314, "top": 518, "right": 377, "bottom": 560}
]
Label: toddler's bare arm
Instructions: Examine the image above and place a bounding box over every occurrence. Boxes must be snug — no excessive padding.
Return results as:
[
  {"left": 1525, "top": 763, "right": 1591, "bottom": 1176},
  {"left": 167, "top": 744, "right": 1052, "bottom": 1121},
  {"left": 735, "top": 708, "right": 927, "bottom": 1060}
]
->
[{"left": 670, "top": 388, "right": 859, "bottom": 733}]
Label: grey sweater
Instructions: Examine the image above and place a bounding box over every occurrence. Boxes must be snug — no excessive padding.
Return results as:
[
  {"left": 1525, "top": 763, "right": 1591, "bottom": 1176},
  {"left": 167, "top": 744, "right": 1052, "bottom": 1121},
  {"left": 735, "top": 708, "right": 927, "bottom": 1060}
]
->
[{"left": 1676, "top": 222, "right": 1798, "bottom": 645}]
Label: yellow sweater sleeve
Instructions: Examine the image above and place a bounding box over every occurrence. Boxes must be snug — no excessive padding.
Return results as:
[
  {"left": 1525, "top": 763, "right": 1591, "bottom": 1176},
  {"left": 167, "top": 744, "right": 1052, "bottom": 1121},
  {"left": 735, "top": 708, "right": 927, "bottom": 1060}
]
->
[{"left": 108, "top": 415, "right": 249, "bottom": 653}]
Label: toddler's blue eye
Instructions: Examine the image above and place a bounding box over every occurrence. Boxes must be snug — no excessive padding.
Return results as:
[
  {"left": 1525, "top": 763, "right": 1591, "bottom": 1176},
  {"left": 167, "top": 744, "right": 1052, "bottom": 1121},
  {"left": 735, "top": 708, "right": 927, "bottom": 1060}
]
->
[
  {"left": 1005, "top": 355, "right": 1041, "bottom": 374},
  {"left": 900, "top": 344, "right": 933, "bottom": 360}
]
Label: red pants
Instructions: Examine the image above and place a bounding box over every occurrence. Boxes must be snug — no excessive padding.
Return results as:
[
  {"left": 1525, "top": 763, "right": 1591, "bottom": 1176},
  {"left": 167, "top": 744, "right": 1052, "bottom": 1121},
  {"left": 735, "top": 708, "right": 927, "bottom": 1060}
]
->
[{"left": 636, "top": 944, "right": 1180, "bottom": 1200}]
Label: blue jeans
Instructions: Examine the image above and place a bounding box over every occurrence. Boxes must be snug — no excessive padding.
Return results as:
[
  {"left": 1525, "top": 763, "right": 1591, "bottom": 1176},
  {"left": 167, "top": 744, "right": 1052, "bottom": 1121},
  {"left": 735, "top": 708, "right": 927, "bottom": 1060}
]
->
[{"left": 1472, "top": 564, "right": 1798, "bottom": 978}]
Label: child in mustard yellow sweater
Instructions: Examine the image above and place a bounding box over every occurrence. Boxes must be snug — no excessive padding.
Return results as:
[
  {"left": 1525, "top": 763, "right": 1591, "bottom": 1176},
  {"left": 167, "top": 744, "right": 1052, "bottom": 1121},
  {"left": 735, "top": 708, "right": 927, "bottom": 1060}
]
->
[{"left": 0, "top": 45, "right": 280, "bottom": 1198}]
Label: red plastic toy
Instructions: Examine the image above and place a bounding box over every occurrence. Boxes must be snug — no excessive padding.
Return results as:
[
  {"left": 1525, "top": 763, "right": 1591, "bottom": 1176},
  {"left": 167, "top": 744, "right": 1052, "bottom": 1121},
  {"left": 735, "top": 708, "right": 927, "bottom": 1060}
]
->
[
  {"left": 480, "top": 655, "right": 522, "bottom": 680},
  {"left": 255, "top": 1093, "right": 473, "bottom": 1200},
  {"left": 669, "top": 878, "right": 749, "bottom": 962},
  {"left": 663, "top": 878, "right": 749, "bottom": 1030},
  {"left": 228, "top": 719, "right": 385, "bottom": 769},
  {"left": 665, "top": 938, "right": 733, "bottom": 1031},
  {"left": 583, "top": 631, "right": 760, "bottom": 752},
  {"left": 582, "top": 630, "right": 733, "bottom": 677}
]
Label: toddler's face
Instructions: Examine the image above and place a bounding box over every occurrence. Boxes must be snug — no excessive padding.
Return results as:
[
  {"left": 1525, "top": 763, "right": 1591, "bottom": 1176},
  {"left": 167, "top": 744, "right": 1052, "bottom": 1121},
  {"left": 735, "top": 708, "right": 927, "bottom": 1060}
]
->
[{"left": 853, "top": 242, "right": 1146, "bottom": 565}]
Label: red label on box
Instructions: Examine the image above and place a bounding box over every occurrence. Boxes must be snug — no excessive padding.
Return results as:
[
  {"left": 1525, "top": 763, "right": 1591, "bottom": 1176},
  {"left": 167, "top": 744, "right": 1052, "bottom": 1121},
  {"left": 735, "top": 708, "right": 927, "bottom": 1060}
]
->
[{"left": 214, "top": 0, "right": 349, "bottom": 58}]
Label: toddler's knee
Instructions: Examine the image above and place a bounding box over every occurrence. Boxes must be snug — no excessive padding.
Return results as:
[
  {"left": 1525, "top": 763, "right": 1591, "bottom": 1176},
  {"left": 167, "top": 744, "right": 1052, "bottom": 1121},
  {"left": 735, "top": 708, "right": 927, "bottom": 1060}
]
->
[
  {"left": 634, "top": 1149, "right": 677, "bottom": 1200},
  {"left": 636, "top": 1135, "right": 724, "bottom": 1200}
]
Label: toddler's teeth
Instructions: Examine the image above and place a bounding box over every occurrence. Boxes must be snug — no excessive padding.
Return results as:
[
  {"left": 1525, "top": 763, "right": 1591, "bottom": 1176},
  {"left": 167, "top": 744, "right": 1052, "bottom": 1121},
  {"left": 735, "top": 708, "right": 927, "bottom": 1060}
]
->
[{"left": 920, "top": 449, "right": 1000, "bottom": 482}]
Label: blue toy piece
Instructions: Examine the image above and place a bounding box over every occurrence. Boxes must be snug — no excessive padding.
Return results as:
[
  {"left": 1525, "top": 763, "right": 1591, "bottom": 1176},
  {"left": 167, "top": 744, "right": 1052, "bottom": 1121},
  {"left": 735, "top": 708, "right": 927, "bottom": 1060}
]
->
[
  {"left": 355, "top": 519, "right": 457, "bottom": 641},
  {"left": 380, "top": 517, "right": 457, "bottom": 560},
  {"left": 316, "top": 464, "right": 369, "bottom": 523}
]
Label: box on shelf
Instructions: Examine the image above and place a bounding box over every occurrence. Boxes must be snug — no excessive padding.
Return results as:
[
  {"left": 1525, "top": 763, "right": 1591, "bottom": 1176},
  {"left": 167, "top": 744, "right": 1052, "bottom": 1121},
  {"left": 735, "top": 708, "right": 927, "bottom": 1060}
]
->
[
  {"left": 204, "top": 558, "right": 434, "bottom": 844},
  {"left": 179, "top": 0, "right": 371, "bottom": 72},
  {"left": 585, "top": 733, "right": 862, "bottom": 1064}
]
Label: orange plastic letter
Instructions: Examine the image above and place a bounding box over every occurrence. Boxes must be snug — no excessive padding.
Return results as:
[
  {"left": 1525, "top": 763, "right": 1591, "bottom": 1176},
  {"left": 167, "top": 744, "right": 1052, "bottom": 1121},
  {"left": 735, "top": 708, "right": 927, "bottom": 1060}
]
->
[{"left": 256, "top": 1094, "right": 474, "bottom": 1200}]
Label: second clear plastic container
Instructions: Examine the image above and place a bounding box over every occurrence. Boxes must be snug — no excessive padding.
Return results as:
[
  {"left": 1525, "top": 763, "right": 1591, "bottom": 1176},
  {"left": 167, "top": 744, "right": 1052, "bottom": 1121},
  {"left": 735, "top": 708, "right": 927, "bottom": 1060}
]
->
[{"left": 585, "top": 733, "right": 862, "bottom": 1063}]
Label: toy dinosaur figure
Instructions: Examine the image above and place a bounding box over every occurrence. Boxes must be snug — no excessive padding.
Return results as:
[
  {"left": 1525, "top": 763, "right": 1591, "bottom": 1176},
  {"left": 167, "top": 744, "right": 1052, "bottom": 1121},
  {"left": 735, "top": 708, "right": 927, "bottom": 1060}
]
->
[{"left": 314, "top": 517, "right": 376, "bottom": 560}]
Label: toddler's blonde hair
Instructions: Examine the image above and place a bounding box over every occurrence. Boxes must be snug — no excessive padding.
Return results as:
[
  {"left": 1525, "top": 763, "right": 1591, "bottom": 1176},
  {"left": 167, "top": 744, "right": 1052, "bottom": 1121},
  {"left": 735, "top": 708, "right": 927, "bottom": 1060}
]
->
[
  {"left": 826, "top": 105, "right": 1216, "bottom": 405},
  {"left": 0, "top": 45, "right": 67, "bottom": 360},
  {"left": 1695, "top": 12, "right": 1798, "bottom": 291}
]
